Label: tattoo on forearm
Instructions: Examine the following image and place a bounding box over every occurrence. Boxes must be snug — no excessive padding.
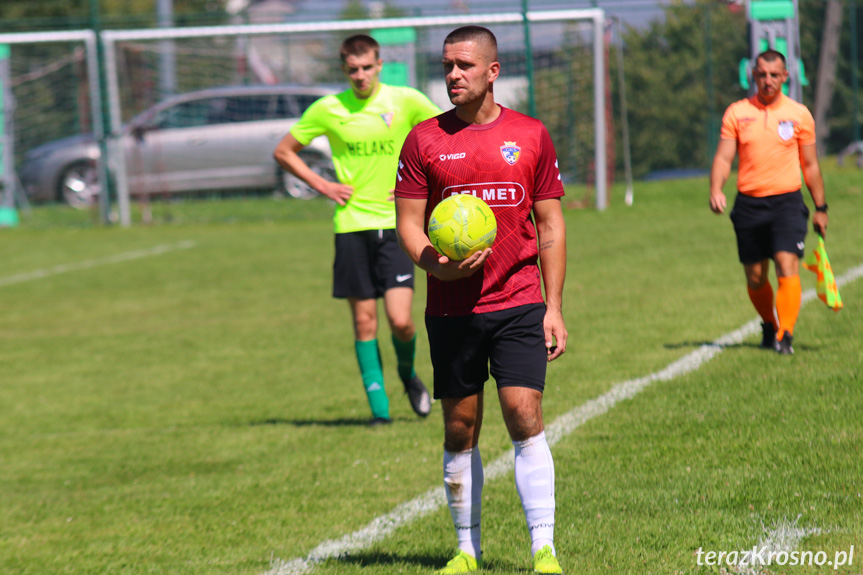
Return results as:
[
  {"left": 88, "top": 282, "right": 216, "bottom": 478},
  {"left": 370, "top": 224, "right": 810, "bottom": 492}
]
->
[{"left": 540, "top": 239, "right": 554, "bottom": 252}]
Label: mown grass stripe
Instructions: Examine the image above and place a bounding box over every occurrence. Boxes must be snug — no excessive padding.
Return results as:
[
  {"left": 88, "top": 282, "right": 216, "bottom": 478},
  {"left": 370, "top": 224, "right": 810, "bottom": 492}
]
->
[
  {"left": 267, "top": 263, "right": 863, "bottom": 575},
  {"left": 0, "top": 240, "right": 197, "bottom": 288}
]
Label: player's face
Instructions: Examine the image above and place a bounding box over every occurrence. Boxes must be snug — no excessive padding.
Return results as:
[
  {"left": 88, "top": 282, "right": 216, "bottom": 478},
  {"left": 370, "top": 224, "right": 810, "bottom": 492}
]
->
[
  {"left": 341, "top": 51, "right": 383, "bottom": 100},
  {"left": 753, "top": 58, "right": 788, "bottom": 105},
  {"left": 442, "top": 40, "right": 499, "bottom": 107}
]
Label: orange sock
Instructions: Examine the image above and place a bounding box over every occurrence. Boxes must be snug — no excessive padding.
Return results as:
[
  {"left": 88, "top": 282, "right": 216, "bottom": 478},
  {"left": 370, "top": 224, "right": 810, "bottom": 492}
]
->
[
  {"left": 775, "top": 275, "right": 802, "bottom": 340},
  {"left": 747, "top": 282, "right": 777, "bottom": 329}
]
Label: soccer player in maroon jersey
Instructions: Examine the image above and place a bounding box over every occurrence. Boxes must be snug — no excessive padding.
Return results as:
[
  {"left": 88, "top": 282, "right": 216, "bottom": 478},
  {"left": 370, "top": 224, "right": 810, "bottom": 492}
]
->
[{"left": 395, "top": 26, "right": 568, "bottom": 575}]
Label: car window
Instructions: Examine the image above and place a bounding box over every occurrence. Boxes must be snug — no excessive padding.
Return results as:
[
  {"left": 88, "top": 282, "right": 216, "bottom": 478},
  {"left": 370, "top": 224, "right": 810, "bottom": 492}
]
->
[
  {"left": 154, "top": 98, "right": 224, "bottom": 129},
  {"left": 149, "top": 92, "right": 327, "bottom": 129},
  {"left": 221, "top": 95, "right": 279, "bottom": 123}
]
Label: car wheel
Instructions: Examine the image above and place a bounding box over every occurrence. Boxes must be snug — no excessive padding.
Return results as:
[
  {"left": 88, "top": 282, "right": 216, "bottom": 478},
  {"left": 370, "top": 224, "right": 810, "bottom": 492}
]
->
[
  {"left": 58, "top": 161, "right": 100, "bottom": 209},
  {"left": 277, "top": 154, "right": 334, "bottom": 200}
]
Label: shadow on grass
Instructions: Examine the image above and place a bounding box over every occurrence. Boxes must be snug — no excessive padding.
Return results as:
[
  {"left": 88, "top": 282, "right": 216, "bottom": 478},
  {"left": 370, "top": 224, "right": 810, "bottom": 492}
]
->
[
  {"left": 248, "top": 417, "right": 417, "bottom": 427},
  {"left": 334, "top": 550, "right": 440, "bottom": 570},
  {"left": 335, "top": 551, "right": 517, "bottom": 572}
]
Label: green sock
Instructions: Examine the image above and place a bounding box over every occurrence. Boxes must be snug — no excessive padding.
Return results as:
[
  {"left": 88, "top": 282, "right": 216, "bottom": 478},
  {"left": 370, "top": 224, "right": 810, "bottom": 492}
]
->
[
  {"left": 391, "top": 333, "right": 417, "bottom": 385},
  {"left": 355, "top": 339, "right": 389, "bottom": 419}
]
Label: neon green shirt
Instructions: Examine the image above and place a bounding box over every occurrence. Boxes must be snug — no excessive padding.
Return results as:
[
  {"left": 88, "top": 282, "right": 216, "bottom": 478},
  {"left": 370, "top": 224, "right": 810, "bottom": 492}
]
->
[{"left": 290, "top": 84, "right": 440, "bottom": 233}]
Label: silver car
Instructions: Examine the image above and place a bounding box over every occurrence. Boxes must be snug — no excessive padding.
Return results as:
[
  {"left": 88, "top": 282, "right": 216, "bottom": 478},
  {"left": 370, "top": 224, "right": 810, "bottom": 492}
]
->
[{"left": 19, "top": 84, "right": 338, "bottom": 208}]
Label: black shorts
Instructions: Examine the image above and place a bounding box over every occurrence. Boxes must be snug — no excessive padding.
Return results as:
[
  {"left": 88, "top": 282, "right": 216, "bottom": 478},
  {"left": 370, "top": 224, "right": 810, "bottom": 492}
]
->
[
  {"left": 729, "top": 190, "right": 810, "bottom": 264},
  {"left": 425, "top": 303, "right": 548, "bottom": 400},
  {"left": 333, "top": 229, "right": 415, "bottom": 299}
]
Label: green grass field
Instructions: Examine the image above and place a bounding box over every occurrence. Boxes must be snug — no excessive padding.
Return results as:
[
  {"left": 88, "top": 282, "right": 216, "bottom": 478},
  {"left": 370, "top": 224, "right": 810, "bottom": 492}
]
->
[{"left": 1, "top": 164, "right": 861, "bottom": 575}]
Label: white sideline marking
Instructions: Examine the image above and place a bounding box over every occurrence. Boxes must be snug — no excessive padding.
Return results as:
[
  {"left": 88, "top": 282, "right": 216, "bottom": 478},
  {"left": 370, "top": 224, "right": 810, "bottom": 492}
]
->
[
  {"left": 0, "top": 241, "right": 197, "bottom": 288},
  {"left": 267, "top": 263, "right": 863, "bottom": 575}
]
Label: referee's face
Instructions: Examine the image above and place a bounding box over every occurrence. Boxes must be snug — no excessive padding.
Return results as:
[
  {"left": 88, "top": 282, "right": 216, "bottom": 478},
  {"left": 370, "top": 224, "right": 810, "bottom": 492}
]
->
[
  {"left": 753, "top": 58, "right": 788, "bottom": 105},
  {"left": 342, "top": 51, "right": 383, "bottom": 100}
]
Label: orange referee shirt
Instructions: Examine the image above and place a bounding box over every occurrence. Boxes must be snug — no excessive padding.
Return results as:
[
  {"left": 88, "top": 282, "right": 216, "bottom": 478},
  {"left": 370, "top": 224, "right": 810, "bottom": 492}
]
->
[{"left": 720, "top": 92, "right": 816, "bottom": 197}]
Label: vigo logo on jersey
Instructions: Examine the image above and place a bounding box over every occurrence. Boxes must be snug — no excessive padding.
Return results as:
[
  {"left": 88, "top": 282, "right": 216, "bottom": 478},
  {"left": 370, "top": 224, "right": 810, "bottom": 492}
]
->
[
  {"left": 439, "top": 152, "right": 466, "bottom": 161},
  {"left": 442, "top": 182, "right": 526, "bottom": 207}
]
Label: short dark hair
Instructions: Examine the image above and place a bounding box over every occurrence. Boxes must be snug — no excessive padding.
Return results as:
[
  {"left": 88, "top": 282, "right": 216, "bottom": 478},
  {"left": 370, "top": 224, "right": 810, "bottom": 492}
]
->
[
  {"left": 443, "top": 26, "right": 498, "bottom": 61},
  {"left": 756, "top": 49, "right": 786, "bottom": 67},
  {"left": 340, "top": 34, "right": 380, "bottom": 61}
]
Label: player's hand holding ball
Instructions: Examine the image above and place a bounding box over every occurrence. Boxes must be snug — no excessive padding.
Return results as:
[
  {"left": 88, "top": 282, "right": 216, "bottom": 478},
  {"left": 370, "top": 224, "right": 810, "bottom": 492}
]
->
[{"left": 428, "top": 194, "right": 497, "bottom": 261}]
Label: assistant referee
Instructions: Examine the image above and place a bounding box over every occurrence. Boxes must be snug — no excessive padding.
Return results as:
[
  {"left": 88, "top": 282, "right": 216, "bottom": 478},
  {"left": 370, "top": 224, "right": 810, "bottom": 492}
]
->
[{"left": 709, "top": 49, "right": 829, "bottom": 355}]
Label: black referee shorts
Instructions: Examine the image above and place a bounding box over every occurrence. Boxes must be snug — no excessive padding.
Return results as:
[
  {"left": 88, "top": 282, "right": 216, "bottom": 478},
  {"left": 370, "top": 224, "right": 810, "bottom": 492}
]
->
[
  {"left": 332, "top": 229, "right": 415, "bottom": 299},
  {"left": 425, "top": 303, "right": 548, "bottom": 400},
  {"left": 729, "top": 190, "right": 810, "bottom": 264}
]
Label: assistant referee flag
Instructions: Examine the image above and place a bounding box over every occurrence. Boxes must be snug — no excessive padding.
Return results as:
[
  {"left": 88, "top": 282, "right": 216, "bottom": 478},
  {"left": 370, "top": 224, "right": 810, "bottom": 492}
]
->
[{"left": 803, "top": 234, "right": 843, "bottom": 312}]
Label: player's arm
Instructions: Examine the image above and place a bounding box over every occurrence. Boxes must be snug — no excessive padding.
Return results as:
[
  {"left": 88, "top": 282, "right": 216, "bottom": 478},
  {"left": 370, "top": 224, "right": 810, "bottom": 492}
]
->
[
  {"left": 800, "top": 143, "right": 828, "bottom": 237},
  {"left": 534, "top": 198, "right": 567, "bottom": 361},
  {"left": 709, "top": 138, "right": 737, "bottom": 215},
  {"left": 273, "top": 133, "right": 352, "bottom": 205},
  {"left": 395, "top": 197, "right": 490, "bottom": 281}
]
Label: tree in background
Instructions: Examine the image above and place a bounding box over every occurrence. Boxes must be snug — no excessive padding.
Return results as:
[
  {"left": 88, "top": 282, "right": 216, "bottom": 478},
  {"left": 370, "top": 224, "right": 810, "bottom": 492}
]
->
[
  {"left": 616, "top": 0, "right": 862, "bottom": 178},
  {"left": 799, "top": 0, "right": 862, "bottom": 154},
  {"left": 615, "top": 0, "right": 747, "bottom": 178}
]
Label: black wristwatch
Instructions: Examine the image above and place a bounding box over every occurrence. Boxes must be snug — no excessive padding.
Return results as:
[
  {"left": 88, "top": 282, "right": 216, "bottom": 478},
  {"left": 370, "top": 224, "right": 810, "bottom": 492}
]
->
[{"left": 815, "top": 203, "right": 828, "bottom": 213}]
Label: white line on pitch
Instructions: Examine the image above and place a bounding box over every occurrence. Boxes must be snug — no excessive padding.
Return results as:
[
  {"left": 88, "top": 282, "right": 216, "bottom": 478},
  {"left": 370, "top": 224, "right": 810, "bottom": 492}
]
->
[
  {"left": 696, "top": 516, "right": 825, "bottom": 574},
  {"left": 733, "top": 517, "right": 823, "bottom": 575},
  {"left": 267, "top": 263, "right": 863, "bottom": 575},
  {"left": 0, "top": 241, "right": 197, "bottom": 288}
]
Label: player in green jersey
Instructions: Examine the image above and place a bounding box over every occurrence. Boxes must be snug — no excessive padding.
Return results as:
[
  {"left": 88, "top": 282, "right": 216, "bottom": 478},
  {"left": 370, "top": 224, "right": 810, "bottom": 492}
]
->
[{"left": 274, "top": 34, "right": 441, "bottom": 425}]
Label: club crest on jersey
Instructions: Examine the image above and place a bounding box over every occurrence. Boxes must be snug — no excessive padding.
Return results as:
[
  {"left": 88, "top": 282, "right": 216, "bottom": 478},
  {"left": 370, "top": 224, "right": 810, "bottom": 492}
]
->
[
  {"left": 778, "top": 121, "right": 795, "bottom": 141},
  {"left": 500, "top": 141, "right": 521, "bottom": 165},
  {"left": 380, "top": 112, "right": 395, "bottom": 128}
]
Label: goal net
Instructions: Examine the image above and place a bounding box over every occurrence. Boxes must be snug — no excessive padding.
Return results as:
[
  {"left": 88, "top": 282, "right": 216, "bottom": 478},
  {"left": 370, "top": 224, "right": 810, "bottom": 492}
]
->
[
  {"left": 0, "top": 31, "right": 103, "bottom": 211},
  {"left": 102, "top": 10, "right": 606, "bottom": 224},
  {"left": 4, "top": 11, "right": 605, "bottom": 224}
]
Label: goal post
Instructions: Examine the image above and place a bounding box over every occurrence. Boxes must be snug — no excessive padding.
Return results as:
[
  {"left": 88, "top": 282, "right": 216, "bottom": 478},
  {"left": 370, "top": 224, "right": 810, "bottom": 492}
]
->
[{"left": 97, "top": 8, "right": 605, "bottom": 225}]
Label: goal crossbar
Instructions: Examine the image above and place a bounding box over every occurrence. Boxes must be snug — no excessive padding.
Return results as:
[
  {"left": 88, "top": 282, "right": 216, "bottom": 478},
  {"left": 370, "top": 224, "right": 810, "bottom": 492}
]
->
[{"left": 100, "top": 10, "right": 604, "bottom": 42}]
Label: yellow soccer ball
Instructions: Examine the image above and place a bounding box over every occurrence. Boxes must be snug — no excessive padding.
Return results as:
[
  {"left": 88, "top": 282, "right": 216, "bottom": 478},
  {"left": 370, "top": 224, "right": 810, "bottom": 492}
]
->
[{"left": 428, "top": 194, "right": 497, "bottom": 261}]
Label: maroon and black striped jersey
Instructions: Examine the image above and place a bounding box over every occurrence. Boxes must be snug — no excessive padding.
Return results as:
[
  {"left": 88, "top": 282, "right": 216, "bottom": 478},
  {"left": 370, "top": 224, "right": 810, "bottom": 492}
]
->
[{"left": 395, "top": 106, "right": 564, "bottom": 317}]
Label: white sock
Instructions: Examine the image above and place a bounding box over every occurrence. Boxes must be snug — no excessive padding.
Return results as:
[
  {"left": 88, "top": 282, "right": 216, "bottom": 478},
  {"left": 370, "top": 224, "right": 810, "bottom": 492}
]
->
[
  {"left": 513, "top": 431, "right": 556, "bottom": 556},
  {"left": 443, "top": 446, "right": 484, "bottom": 559}
]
